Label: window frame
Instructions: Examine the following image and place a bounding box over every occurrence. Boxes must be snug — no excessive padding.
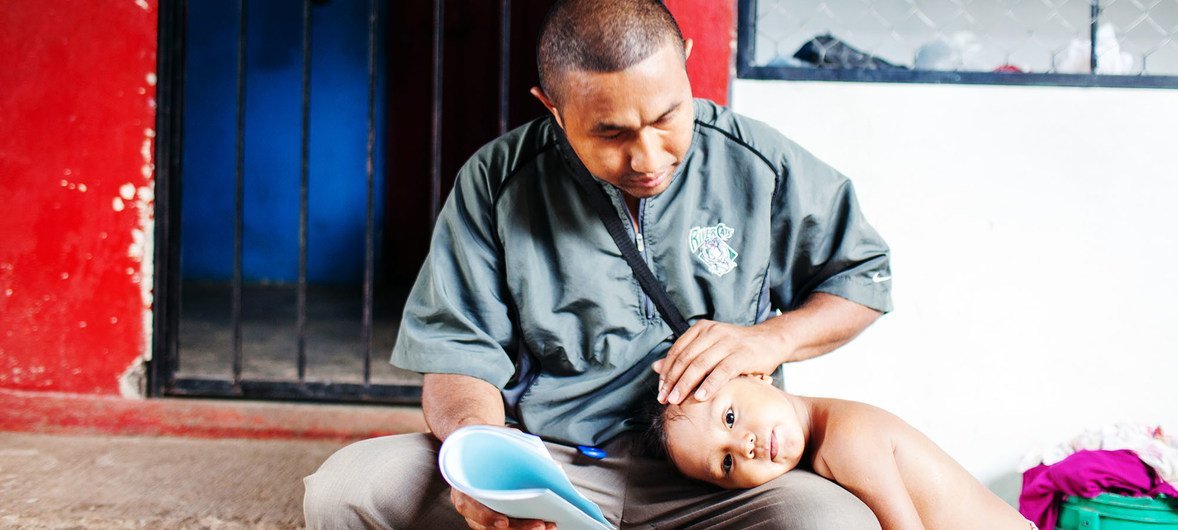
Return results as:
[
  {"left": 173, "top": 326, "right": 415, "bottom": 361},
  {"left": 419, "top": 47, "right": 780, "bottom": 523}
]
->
[{"left": 735, "top": 0, "right": 1178, "bottom": 90}]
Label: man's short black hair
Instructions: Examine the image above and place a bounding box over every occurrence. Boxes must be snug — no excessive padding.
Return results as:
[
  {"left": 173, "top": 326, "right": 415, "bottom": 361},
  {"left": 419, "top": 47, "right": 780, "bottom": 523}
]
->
[{"left": 537, "top": 0, "right": 686, "bottom": 105}]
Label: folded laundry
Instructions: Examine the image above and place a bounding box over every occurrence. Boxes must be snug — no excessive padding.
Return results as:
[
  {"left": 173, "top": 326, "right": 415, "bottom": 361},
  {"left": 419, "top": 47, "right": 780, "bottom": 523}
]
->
[{"left": 1019, "top": 449, "right": 1178, "bottom": 530}]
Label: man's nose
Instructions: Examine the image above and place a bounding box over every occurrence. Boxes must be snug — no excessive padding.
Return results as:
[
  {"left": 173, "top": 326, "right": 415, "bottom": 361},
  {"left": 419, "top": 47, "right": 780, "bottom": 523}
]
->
[{"left": 629, "top": 129, "right": 669, "bottom": 175}]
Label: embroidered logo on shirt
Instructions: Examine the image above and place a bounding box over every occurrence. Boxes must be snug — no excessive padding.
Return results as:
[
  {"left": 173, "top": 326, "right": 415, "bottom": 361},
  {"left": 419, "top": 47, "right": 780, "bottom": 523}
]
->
[{"left": 689, "top": 223, "right": 738, "bottom": 277}]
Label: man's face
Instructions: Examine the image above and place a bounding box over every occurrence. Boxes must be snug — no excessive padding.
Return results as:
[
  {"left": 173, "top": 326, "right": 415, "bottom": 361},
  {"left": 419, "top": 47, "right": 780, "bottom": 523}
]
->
[
  {"left": 664, "top": 377, "right": 806, "bottom": 489},
  {"left": 541, "top": 42, "right": 695, "bottom": 200}
]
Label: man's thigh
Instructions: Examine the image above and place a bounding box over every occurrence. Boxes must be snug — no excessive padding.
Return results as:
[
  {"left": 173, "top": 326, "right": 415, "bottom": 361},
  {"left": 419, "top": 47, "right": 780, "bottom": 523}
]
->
[
  {"left": 303, "top": 433, "right": 464, "bottom": 529},
  {"left": 304, "top": 432, "right": 879, "bottom": 530},
  {"left": 621, "top": 456, "right": 881, "bottom": 530}
]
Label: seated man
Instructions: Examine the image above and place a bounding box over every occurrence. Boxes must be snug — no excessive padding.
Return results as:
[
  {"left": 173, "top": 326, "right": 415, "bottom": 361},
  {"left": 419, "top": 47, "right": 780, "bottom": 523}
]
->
[{"left": 303, "top": 1, "right": 893, "bottom": 528}]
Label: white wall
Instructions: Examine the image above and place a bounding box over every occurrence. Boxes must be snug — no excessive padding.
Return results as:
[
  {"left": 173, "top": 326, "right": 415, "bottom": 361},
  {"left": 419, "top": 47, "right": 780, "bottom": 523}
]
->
[{"left": 732, "top": 79, "right": 1178, "bottom": 504}]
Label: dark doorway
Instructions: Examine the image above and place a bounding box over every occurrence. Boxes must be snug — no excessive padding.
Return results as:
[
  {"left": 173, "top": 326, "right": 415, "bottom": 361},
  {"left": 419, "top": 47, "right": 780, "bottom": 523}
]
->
[{"left": 152, "top": 0, "right": 554, "bottom": 403}]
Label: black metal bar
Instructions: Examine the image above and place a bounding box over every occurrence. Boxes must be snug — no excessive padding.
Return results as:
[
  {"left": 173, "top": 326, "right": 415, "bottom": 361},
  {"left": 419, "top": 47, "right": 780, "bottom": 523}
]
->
[
  {"left": 232, "top": 0, "right": 248, "bottom": 387},
  {"left": 737, "top": 65, "right": 1178, "bottom": 90},
  {"left": 429, "top": 0, "right": 445, "bottom": 224},
  {"left": 1090, "top": 0, "right": 1100, "bottom": 73},
  {"left": 166, "top": 377, "right": 424, "bottom": 404},
  {"left": 362, "top": 0, "right": 378, "bottom": 386},
  {"left": 298, "top": 0, "right": 312, "bottom": 382},
  {"left": 150, "top": 0, "right": 188, "bottom": 397},
  {"left": 735, "top": 0, "right": 758, "bottom": 75},
  {"left": 498, "top": 0, "right": 511, "bottom": 135}
]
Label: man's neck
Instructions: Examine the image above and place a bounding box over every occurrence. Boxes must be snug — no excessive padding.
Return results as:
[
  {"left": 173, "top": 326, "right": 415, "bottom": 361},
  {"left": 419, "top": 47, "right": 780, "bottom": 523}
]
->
[{"left": 624, "top": 193, "right": 640, "bottom": 225}]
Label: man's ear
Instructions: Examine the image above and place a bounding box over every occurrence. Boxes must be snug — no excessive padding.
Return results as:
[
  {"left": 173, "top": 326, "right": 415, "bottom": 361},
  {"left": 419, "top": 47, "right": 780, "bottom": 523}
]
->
[
  {"left": 684, "top": 38, "right": 694, "bottom": 62},
  {"left": 529, "top": 87, "right": 563, "bottom": 129}
]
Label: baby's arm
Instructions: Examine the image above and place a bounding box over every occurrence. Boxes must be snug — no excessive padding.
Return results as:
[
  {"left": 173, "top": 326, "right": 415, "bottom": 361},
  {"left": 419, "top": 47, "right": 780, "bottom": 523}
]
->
[{"left": 809, "top": 400, "right": 925, "bottom": 530}]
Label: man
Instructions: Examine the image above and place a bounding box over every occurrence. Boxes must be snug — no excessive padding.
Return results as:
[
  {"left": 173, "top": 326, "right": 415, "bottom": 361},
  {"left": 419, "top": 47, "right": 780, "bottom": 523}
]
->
[{"left": 304, "top": 1, "right": 892, "bottom": 528}]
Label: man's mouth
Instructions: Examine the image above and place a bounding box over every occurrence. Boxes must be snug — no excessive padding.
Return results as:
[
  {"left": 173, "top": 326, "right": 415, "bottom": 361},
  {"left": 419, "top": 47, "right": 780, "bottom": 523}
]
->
[
  {"left": 628, "top": 168, "right": 672, "bottom": 190},
  {"left": 769, "top": 430, "right": 778, "bottom": 461}
]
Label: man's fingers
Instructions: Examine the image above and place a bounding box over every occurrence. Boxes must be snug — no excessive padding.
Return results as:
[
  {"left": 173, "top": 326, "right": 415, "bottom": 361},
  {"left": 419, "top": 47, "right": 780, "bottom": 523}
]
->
[
  {"left": 664, "top": 320, "right": 705, "bottom": 361},
  {"left": 452, "top": 489, "right": 509, "bottom": 529},
  {"left": 658, "top": 322, "right": 706, "bottom": 397},
  {"left": 659, "top": 338, "right": 710, "bottom": 403},
  {"left": 661, "top": 327, "right": 727, "bottom": 402},
  {"left": 453, "top": 489, "right": 555, "bottom": 530},
  {"left": 664, "top": 343, "right": 732, "bottom": 404},
  {"left": 693, "top": 359, "right": 739, "bottom": 402},
  {"left": 464, "top": 518, "right": 548, "bottom": 530}
]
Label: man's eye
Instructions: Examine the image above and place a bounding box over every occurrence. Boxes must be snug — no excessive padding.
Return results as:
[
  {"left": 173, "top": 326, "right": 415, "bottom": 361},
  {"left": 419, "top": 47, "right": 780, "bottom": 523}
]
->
[
  {"left": 724, "top": 407, "right": 735, "bottom": 428},
  {"left": 722, "top": 454, "right": 733, "bottom": 475},
  {"left": 599, "top": 132, "right": 622, "bottom": 141}
]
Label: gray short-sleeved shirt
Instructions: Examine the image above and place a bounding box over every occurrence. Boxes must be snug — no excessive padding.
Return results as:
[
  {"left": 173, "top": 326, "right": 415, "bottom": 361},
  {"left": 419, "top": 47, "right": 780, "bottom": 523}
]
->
[{"left": 393, "top": 99, "right": 891, "bottom": 446}]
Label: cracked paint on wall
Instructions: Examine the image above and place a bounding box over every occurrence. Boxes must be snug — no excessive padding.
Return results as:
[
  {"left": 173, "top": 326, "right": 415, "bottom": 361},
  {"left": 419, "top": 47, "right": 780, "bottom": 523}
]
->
[{"left": 0, "top": 0, "right": 159, "bottom": 395}]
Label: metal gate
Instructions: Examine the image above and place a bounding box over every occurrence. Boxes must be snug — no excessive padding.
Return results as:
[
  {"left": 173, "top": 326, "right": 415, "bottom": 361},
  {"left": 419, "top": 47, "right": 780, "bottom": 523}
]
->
[{"left": 151, "top": 0, "right": 545, "bottom": 404}]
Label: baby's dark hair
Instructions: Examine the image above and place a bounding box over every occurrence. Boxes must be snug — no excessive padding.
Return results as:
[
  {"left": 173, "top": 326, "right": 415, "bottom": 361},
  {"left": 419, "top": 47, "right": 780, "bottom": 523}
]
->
[{"left": 634, "top": 398, "right": 680, "bottom": 460}]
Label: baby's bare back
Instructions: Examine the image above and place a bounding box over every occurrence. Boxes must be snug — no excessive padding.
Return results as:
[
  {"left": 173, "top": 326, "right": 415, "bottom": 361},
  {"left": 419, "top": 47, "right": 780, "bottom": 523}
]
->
[{"left": 805, "top": 397, "right": 1026, "bottom": 530}]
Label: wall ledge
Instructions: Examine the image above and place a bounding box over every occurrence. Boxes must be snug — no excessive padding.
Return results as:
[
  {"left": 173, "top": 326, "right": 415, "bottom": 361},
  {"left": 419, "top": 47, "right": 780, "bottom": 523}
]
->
[{"left": 0, "top": 389, "right": 427, "bottom": 442}]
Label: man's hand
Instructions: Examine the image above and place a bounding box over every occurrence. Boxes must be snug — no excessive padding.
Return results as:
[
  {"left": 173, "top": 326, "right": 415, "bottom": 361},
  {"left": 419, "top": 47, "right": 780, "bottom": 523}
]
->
[
  {"left": 653, "top": 293, "right": 883, "bottom": 405},
  {"left": 425, "top": 374, "right": 554, "bottom": 529},
  {"left": 653, "top": 319, "right": 785, "bottom": 404},
  {"left": 451, "top": 488, "right": 555, "bottom": 530}
]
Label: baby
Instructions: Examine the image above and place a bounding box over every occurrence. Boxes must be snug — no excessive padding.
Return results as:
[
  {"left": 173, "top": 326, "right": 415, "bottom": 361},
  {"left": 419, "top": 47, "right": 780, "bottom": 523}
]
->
[{"left": 646, "top": 375, "right": 1033, "bottom": 530}]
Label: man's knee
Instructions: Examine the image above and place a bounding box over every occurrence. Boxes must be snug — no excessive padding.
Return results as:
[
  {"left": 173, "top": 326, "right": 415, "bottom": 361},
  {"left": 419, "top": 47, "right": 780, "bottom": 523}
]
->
[
  {"left": 738, "top": 470, "right": 881, "bottom": 530},
  {"left": 303, "top": 433, "right": 442, "bottom": 530}
]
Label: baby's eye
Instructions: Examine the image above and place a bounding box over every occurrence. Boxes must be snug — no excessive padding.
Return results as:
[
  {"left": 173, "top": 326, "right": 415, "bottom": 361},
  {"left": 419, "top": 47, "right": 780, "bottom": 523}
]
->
[
  {"left": 724, "top": 407, "right": 735, "bottom": 428},
  {"left": 722, "top": 454, "right": 733, "bottom": 475}
]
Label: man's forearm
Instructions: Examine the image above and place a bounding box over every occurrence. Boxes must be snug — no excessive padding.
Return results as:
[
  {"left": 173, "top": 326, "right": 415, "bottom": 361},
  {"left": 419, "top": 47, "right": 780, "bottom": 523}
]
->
[
  {"left": 767, "top": 292, "right": 882, "bottom": 364},
  {"left": 422, "top": 373, "right": 506, "bottom": 441}
]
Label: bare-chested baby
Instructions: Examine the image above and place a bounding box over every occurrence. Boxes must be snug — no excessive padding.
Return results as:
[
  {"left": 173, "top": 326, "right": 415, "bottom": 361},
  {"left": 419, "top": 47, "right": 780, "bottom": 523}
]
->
[{"left": 647, "top": 375, "right": 1033, "bottom": 530}]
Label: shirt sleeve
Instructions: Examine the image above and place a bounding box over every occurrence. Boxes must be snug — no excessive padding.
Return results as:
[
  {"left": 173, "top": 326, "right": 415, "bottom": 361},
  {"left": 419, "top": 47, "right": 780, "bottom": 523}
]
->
[
  {"left": 391, "top": 158, "right": 519, "bottom": 388},
  {"left": 769, "top": 141, "right": 893, "bottom": 314}
]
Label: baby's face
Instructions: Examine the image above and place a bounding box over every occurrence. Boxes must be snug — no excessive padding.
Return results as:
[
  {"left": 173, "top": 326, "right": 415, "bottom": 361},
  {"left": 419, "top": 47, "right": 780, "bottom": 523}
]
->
[{"left": 663, "top": 377, "right": 805, "bottom": 489}]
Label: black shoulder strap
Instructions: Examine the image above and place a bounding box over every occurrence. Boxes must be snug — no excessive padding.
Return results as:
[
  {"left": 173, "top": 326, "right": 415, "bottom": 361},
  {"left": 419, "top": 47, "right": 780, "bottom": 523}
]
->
[{"left": 556, "top": 135, "right": 691, "bottom": 338}]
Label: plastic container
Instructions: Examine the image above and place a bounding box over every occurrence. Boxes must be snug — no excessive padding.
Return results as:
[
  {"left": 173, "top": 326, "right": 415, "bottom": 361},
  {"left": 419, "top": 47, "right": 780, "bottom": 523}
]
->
[{"left": 1057, "top": 494, "right": 1178, "bottom": 529}]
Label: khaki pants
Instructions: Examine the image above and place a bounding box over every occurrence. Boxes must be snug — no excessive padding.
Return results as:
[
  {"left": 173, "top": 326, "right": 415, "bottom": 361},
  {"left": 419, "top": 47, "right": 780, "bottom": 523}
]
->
[{"left": 304, "top": 432, "right": 880, "bottom": 529}]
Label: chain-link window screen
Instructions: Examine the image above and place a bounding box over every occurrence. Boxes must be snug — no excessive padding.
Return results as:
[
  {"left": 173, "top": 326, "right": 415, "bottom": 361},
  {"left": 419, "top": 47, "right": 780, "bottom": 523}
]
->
[{"left": 743, "top": 0, "right": 1178, "bottom": 81}]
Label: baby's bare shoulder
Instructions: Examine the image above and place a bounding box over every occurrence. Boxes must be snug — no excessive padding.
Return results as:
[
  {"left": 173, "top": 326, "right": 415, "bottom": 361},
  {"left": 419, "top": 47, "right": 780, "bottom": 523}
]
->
[
  {"left": 808, "top": 398, "right": 915, "bottom": 467},
  {"left": 811, "top": 398, "right": 908, "bottom": 435}
]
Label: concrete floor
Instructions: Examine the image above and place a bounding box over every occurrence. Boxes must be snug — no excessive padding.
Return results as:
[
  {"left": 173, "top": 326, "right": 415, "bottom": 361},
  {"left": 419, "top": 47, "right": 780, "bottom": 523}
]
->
[{"left": 0, "top": 431, "right": 344, "bottom": 529}]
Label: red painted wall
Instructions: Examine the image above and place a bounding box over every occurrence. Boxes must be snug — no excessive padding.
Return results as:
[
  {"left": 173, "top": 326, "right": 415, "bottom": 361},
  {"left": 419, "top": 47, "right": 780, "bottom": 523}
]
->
[
  {"left": 0, "top": 1, "right": 158, "bottom": 394},
  {"left": 666, "top": 0, "right": 735, "bottom": 105}
]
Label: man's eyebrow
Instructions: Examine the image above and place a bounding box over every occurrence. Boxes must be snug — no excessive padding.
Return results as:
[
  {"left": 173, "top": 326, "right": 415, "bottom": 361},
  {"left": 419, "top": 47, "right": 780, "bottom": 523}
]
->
[{"left": 590, "top": 102, "right": 682, "bottom": 133}]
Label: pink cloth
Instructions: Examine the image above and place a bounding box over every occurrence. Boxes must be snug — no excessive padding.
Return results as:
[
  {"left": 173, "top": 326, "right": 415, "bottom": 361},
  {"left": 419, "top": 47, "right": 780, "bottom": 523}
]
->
[{"left": 1019, "top": 449, "right": 1178, "bottom": 530}]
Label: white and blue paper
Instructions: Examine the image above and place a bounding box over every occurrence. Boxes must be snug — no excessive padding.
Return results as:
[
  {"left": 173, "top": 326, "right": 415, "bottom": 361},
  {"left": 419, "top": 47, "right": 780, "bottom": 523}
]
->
[{"left": 438, "top": 425, "right": 614, "bottom": 530}]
